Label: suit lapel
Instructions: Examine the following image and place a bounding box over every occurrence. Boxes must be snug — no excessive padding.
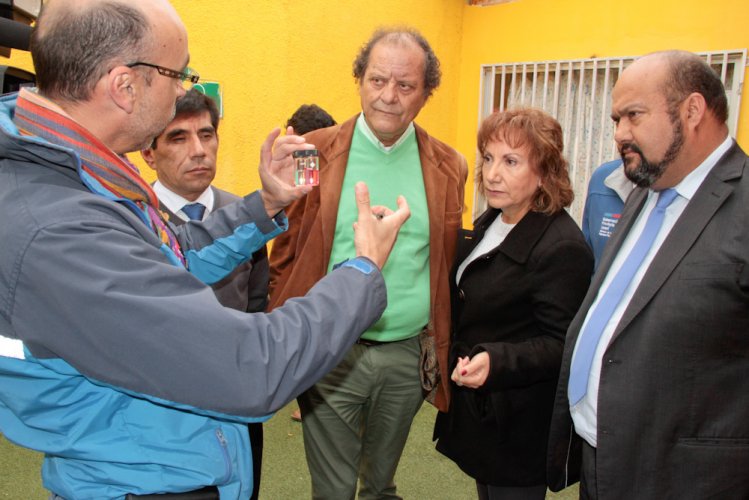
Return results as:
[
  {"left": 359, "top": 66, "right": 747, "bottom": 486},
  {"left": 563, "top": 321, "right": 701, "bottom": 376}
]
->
[
  {"left": 158, "top": 201, "right": 183, "bottom": 226},
  {"left": 211, "top": 185, "right": 229, "bottom": 210},
  {"left": 154, "top": 185, "right": 225, "bottom": 227},
  {"left": 318, "top": 116, "right": 357, "bottom": 266},
  {"left": 613, "top": 144, "right": 743, "bottom": 338},
  {"left": 565, "top": 187, "right": 648, "bottom": 346},
  {"left": 455, "top": 209, "right": 498, "bottom": 264},
  {"left": 416, "top": 124, "right": 450, "bottom": 306}
]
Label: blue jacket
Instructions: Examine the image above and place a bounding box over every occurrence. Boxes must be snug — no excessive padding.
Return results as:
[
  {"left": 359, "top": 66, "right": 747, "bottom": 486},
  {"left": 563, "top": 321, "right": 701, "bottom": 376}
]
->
[
  {"left": 581, "top": 160, "right": 633, "bottom": 267},
  {"left": 0, "top": 92, "right": 387, "bottom": 499}
]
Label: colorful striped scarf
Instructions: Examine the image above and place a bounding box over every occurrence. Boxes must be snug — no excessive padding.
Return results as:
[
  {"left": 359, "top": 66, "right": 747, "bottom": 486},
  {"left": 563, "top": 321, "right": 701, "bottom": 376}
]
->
[{"left": 13, "top": 88, "right": 186, "bottom": 267}]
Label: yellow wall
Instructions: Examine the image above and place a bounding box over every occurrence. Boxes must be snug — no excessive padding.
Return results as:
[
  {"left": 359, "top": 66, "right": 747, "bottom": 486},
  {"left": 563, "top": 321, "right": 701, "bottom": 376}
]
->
[
  {"left": 457, "top": 0, "right": 749, "bottom": 223},
  {"left": 163, "top": 0, "right": 465, "bottom": 195},
  {"left": 0, "top": 0, "right": 465, "bottom": 194},
  {"left": 2, "top": 0, "right": 748, "bottom": 223}
]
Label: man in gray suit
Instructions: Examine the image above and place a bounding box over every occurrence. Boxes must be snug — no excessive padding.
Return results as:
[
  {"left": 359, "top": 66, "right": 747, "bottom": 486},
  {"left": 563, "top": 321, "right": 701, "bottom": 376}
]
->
[
  {"left": 548, "top": 50, "right": 749, "bottom": 498},
  {"left": 141, "top": 88, "right": 267, "bottom": 500}
]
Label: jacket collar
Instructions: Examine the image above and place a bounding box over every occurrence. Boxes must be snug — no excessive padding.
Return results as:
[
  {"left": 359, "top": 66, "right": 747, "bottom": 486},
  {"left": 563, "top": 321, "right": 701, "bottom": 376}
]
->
[
  {"left": 312, "top": 114, "right": 453, "bottom": 272},
  {"left": 610, "top": 141, "right": 745, "bottom": 338},
  {"left": 0, "top": 91, "right": 80, "bottom": 173},
  {"left": 470, "top": 208, "right": 560, "bottom": 264},
  {"left": 314, "top": 113, "right": 453, "bottom": 175}
]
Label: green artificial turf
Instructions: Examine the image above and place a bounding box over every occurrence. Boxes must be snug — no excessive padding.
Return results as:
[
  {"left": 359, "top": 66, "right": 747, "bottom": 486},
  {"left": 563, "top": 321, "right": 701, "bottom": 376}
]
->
[
  {"left": 0, "top": 432, "right": 45, "bottom": 499},
  {"left": 1, "top": 403, "right": 578, "bottom": 499}
]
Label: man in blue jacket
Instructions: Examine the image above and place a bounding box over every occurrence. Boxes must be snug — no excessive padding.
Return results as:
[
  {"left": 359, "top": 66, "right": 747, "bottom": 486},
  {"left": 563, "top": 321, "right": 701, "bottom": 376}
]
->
[
  {"left": 0, "top": 0, "right": 410, "bottom": 498},
  {"left": 581, "top": 159, "right": 633, "bottom": 266}
]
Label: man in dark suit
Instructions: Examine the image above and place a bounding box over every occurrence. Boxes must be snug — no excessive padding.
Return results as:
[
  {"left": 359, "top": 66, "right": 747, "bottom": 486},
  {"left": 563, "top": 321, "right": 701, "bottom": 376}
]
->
[
  {"left": 547, "top": 50, "right": 749, "bottom": 499},
  {"left": 141, "top": 88, "right": 267, "bottom": 499}
]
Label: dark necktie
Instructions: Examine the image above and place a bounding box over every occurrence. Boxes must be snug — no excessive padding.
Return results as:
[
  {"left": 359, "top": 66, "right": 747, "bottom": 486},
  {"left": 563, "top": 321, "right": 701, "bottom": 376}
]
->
[
  {"left": 568, "top": 188, "right": 679, "bottom": 406},
  {"left": 182, "top": 203, "right": 206, "bottom": 221}
]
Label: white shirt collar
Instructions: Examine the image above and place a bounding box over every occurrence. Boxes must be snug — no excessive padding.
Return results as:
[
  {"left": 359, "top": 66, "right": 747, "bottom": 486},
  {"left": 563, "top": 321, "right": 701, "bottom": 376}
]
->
[
  {"left": 153, "top": 181, "right": 214, "bottom": 221},
  {"left": 668, "top": 134, "right": 732, "bottom": 202},
  {"left": 356, "top": 113, "right": 415, "bottom": 154}
]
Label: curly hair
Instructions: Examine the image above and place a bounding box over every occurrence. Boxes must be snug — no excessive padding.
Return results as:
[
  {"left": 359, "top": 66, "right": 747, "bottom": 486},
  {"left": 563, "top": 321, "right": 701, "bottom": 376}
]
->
[
  {"left": 476, "top": 108, "right": 574, "bottom": 214},
  {"left": 286, "top": 104, "right": 336, "bottom": 135},
  {"left": 352, "top": 27, "right": 441, "bottom": 98}
]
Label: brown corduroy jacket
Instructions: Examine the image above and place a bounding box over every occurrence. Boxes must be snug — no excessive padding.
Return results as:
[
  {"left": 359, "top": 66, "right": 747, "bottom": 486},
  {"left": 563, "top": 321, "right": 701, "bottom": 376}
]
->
[{"left": 267, "top": 114, "right": 467, "bottom": 412}]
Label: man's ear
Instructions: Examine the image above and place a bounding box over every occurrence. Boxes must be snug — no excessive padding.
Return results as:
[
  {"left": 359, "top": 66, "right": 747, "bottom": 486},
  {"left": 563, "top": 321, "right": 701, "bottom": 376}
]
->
[
  {"left": 684, "top": 92, "right": 706, "bottom": 128},
  {"left": 140, "top": 147, "right": 157, "bottom": 170},
  {"left": 108, "top": 66, "right": 136, "bottom": 114}
]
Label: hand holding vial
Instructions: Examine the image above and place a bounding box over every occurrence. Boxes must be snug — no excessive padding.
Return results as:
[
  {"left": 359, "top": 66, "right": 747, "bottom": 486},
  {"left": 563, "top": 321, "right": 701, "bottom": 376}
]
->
[{"left": 257, "top": 127, "right": 316, "bottom": 217}]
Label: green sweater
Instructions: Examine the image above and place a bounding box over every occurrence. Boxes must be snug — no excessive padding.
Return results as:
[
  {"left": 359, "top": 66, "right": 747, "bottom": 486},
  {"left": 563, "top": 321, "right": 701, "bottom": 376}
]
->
[{"left": 328, "top": 122, "right": 430, "bottom": 341}]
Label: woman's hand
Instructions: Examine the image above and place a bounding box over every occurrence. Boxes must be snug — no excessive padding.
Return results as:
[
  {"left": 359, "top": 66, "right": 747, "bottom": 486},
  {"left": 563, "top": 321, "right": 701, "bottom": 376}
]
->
[{"left": 451, "top": 352, "right": 490, "bottom": 389}]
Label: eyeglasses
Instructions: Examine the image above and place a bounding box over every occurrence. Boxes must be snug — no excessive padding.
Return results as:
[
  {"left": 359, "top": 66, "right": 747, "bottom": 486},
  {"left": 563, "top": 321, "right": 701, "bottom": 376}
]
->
[{"left": 126, "top": 62, "right": 200, "bottom": 87}]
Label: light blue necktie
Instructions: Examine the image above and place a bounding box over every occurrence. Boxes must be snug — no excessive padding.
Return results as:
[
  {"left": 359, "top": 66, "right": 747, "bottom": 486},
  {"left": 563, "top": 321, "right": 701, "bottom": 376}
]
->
[
  {"left": 182, "top": 203, "right": 206, "bottom": 221},
  {"left": 568, "top": 188, "right": 679, "bottom": 406}
]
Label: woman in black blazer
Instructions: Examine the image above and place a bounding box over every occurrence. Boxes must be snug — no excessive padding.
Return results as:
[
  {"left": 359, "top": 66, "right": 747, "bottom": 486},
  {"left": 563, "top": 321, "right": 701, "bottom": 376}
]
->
[{"left": 434, "top": 108, "right": 593, "bottom": 500}]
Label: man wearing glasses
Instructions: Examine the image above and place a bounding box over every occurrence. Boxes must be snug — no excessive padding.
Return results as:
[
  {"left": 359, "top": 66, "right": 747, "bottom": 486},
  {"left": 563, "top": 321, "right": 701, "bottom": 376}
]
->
[{"left": 0, "top": 0, "right": 410, "bottom": 499}]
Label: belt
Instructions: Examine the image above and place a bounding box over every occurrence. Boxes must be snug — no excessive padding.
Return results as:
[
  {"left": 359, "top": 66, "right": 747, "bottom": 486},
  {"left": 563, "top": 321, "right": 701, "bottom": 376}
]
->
[
  {"left": 356, "top": 337, "right": 388, "bottom": 347},
  {"left": 355, "top": 336, "right": 415, "bottom": 347},
  {"left": 125, "top": 486, "right": 219, "bottom": 500}
]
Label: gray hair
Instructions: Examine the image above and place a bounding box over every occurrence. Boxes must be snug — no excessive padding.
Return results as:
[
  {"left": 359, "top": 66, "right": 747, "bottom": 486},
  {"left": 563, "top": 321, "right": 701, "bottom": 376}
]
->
[{"left": 30, "top": 1, "right": 151, "bottom": 101}]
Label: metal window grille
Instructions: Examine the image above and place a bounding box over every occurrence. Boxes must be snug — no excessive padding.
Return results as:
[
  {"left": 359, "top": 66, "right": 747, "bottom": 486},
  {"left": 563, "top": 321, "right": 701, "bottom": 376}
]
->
[{"left": 475, "top": 49, "right": 747, "bottom": 222}]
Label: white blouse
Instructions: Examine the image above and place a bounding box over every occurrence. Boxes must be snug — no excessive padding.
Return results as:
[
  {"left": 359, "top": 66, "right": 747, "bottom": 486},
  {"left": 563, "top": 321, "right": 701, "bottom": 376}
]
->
[{"left": 456, "top": 214, "right": 516, "bottom": 284}]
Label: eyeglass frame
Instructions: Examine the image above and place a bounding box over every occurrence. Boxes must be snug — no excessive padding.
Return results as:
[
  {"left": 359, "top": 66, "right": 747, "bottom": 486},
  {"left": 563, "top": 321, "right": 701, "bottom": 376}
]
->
[{"left": 125, "top": 62, "right": 200, "bottom": 85}]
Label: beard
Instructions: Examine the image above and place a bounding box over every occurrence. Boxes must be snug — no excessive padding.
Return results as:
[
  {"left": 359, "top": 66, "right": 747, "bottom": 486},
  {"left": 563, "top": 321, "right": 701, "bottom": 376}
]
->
[{"left": 620, "top": 115, "right": 685, "bottom": 188}]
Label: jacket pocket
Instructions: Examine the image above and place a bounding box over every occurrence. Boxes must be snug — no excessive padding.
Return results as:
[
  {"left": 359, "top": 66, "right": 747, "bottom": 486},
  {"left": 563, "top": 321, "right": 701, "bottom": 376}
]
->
[
  {"left": 669, "top": 438, "right": 749, "bottom": 498},
  {"left": 678, "top": 262, "right": 741, "bottom": 281}
]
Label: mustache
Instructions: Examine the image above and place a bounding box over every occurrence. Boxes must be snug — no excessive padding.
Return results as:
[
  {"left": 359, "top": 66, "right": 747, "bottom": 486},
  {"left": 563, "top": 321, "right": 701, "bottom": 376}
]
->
[{"left": 619, "top": 142, "right": 643, "bottom": 157}]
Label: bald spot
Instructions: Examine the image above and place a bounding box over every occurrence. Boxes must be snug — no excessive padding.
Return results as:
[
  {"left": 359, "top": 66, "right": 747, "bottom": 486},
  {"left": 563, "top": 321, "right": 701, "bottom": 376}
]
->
[
  {"left": 619, "top": 50, "right": 708, "bottom": 103},
  {"left": 618, "top": 53, "right": 669, "bottom": 94},
  {"left": 39, "top": 0, "right": 185, "bottom": 41}
]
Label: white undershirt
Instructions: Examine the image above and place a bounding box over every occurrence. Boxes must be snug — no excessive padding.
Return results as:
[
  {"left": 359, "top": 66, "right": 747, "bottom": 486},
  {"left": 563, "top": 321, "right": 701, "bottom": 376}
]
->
[
  {"left": 153, "top": 181, "right": 214, "bottom": 222},
  {"left": 357, "top": 113, "right": 414, "bottom": 154},
  {"left": 570, "top": 135, "right": 732, "bottom": 447},
  {"left": 456, "top": 213, "right": 516, "bottom": 284}
]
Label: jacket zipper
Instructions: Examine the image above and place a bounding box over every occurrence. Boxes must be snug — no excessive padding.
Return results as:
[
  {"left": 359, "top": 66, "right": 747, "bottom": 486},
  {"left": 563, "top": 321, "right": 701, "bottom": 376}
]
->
[{"left": 215, "top": 428, "right": 232, "bottom": 484}]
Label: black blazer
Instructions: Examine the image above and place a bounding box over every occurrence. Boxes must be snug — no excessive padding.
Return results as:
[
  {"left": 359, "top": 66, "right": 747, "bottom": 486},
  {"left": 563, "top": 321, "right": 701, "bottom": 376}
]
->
[
  {"left": 434, "top": 208, "right": 592, "bottom": 486},
  {"left": 547, "top": 142, "right": 749, "bottom": 498}
]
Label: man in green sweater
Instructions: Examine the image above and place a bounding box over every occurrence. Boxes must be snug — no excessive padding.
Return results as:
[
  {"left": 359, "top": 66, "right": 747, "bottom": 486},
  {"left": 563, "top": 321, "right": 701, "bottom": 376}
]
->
[{"left": 269, "top": 27, "right": 467, "bottom": 500}]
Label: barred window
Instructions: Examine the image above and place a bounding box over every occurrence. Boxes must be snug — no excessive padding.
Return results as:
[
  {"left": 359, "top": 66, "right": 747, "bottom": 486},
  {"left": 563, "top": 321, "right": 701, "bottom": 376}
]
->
[{"left": 475, "top": 50, "right": 747, "bottom": 222}]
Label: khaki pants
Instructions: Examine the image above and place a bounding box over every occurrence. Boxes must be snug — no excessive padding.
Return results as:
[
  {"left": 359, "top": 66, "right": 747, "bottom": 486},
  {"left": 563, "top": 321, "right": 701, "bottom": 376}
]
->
[{"left": 298, "top": 336, "right": 424, "bottom": 500}]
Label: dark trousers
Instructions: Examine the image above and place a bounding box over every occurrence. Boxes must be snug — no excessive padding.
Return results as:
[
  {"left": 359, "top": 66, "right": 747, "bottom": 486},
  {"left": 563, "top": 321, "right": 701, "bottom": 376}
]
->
[
  {"left": 475, "top": 481, "right": 546, "bottom": 500},
  {"left": 580, "top": 440, "right": 598, "bottom": 500},
  {"left": 248, "top": 422, "right": 263, "bottom": 500}
]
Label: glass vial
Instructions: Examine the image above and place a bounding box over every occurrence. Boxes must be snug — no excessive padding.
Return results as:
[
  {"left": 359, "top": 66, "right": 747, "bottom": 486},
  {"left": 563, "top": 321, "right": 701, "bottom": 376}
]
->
[{"left": 293, "top": 149, "right": 320, "bottom": 186}]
